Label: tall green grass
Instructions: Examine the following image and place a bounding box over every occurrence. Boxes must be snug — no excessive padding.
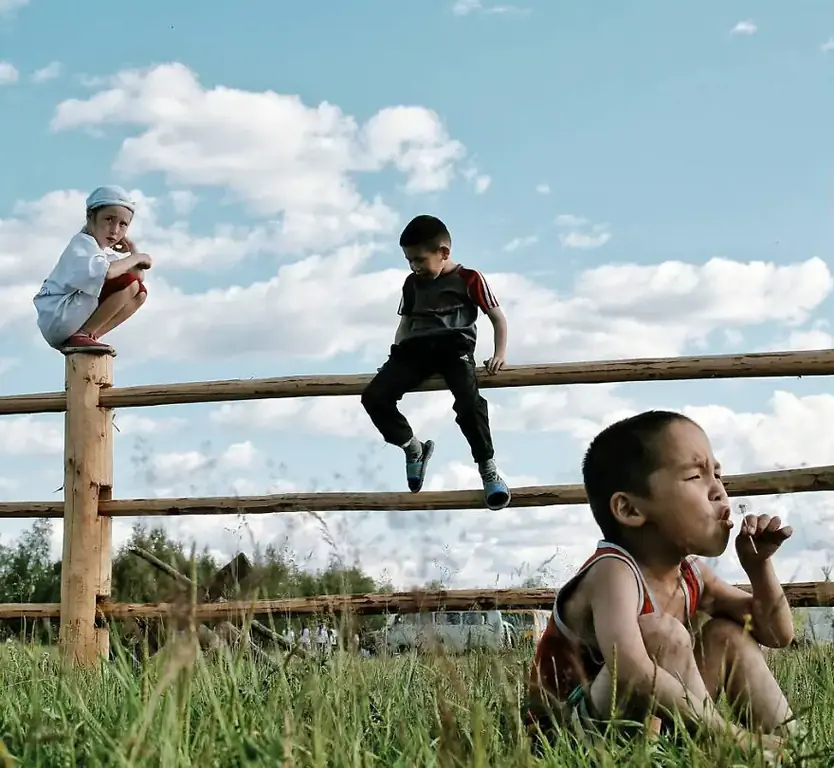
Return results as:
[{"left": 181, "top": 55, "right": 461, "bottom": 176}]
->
[{"left": 0, "top": 639, "right": 832, "bottom": 766}]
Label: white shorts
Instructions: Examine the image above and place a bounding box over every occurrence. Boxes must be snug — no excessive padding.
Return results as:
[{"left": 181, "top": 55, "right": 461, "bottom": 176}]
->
[{"left": 34, "top": 290, "right": 98, "bottom": 348}]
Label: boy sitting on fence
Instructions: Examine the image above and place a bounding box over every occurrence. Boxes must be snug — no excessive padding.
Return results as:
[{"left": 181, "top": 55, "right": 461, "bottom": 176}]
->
[
  {"left": 33, "top": 185, "right": 152, "bottom": 356},
  {"left": 527, "top": 410, "right": 801, "bottom": 758},
  {"left": 361, "top": 214, "right": 510, "bottom": 510}
]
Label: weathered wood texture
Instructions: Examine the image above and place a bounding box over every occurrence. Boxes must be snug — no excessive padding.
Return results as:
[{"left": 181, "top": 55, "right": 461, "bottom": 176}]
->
[
  {"left": 1, "top": 580, "right": 830, "bottom": 620},
  {"left": 3, "top": 349, "right": 834, "bottom": 415},
  {"left": 60, "top": 353, "right": 114, "bottom": 667},
  {"left": 0, "top": 464, "right": 832, "bottom": 519}
]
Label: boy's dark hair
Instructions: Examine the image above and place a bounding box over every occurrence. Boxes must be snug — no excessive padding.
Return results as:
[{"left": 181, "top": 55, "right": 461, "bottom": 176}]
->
[
  {"left": 581, "top": 410, "right": 696, "bottom": 541},
  {"left": 399, "top": 214, "right": 451, "bottom": 250}
]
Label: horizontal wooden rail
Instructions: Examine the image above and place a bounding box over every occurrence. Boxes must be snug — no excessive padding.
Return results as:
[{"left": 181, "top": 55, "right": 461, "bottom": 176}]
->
[
  {"left": 0, "top": 581, "right": 830, "bottom": 620},
  {"left": 2, "top": 349, "right": 834, "bottom": 415},
  {"left": 0, "top": 463, "right": 831, "bottom": 519},
  {"left": 0, "top": 465, "right": 834, "bottom": 519}
]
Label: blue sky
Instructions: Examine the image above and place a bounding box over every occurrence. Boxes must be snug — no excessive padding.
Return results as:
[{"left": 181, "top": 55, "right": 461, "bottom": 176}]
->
[{"left": 1, "top": 0, "right": 834, "bottom": 599}]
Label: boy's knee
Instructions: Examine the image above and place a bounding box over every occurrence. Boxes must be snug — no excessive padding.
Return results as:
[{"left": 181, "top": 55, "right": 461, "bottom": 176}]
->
[
  {"left": 361, "top": 381, "right": 386, "bottom": 413},
  {"left": 452, "top": 391, "right": 485, "bottom": 413},
  {"left": 699, "top": 617, "right": 759, "bottom": 654},
  {"left": 639, "top": 613, "right": 693, "bottom": 665}
]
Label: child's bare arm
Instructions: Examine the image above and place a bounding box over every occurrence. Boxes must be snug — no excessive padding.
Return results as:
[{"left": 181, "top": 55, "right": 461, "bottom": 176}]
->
[
  {"left": 106, "top": 254, "right": 151, "bottom": 279},
  {"left": 697, "top": 562, "right": 793, "bottom": 648},
  {"left": 588, "top": 559, "right": 746, "bottom": 738},
  {"left": 697, "top": 512, "right": 794, "bottom": 648},
  {"left": 483, "top": 305, "right": 507, "bottom": 374}
]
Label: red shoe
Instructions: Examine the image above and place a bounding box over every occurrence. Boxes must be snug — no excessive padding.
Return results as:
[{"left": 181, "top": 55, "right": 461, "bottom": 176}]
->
[{"left": 60, "top": 332, "right": 115, "bottom": 356}]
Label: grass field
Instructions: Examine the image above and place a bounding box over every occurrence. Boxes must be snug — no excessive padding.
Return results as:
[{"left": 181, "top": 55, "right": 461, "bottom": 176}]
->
[{"left": 1, "top": 639, "right": 833, "bottom": 767}]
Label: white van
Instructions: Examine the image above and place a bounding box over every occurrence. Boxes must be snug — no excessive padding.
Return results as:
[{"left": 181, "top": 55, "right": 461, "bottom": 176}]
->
[
  {"left": 501, "top": 609, "right": 551, "bottom": 646},
  {"left": 382, "top": 610, "right": 512, "bottom": 654}
]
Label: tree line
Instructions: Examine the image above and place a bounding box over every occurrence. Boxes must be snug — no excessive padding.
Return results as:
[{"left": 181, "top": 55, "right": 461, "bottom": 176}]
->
[{"left": 0, "top": 518, "right": 390, "bottom": 641}]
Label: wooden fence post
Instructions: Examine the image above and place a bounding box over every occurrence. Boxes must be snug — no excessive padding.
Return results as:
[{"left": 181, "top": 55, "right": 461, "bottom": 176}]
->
[{"left": 60, "top": 352, "right": 114, "bottom": 667}]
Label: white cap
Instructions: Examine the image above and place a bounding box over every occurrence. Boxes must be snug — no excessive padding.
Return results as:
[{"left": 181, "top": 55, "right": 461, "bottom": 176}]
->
[{"left": 85, "top": 185, "right": 136, "bottom": 213}]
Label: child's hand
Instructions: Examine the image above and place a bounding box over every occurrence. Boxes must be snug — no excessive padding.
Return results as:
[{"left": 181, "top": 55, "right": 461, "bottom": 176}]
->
[
  {"left": 114, "top": 236, "right": 137, "bottom": 254},
  {"left": 734, "top": 729, "right": 789, "bottom": 765},
  {"left": 736, "top": 513, "right": 792, "bottom": 566},
  {"left": 135, "top": 253, "right": 153, "bottom": 270},
  {"left": 483, "top": 355, "right": 505, "bottom": 375},
  {"left": 757, "top": 733, "right": 791, "bottom": 767}
]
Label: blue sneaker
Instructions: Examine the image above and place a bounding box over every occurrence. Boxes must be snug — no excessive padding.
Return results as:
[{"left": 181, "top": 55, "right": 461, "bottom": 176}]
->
[
  {"left": 483, "top": 473, "right": 511, "bottom": 510},
  {"left": 406, "top": 440, "right": 434, "bottom": 492}
]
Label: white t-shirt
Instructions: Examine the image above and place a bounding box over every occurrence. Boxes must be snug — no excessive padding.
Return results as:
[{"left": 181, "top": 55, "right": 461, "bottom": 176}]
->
[{"left": 33, "top": 232, "right": 122, "bottom": 347}]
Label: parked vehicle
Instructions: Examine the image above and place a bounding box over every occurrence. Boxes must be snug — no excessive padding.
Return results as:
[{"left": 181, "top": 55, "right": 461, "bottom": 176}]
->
[
  {"left": 381, "top": 609, "right": 514, "bottom": 654},
  {"left": 501, "top": 609, "right": 551, "bottom": 647}
]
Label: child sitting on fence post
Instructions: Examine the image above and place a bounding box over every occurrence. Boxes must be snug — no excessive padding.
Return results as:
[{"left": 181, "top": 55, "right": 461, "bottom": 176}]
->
[
  {"left": 360, "top": 214, "right": 511, "bottom": 511},
  {"left": 527, "top": 410, "right": 801, "bottom": 759},
  {"left": 33, "top": 184, "right": 152, "bottom": 356}
]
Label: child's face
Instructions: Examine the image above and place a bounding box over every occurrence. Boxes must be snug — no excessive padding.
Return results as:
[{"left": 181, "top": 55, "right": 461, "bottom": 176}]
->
[
  {"left": 403, "top": 244, "right": 449, "bottom": 279},
  {"left": 637, "top": 419, "right": 733, "bottom": 558},
  {"left": 87, "top": 205, "right": 133, "bottom": 249}
]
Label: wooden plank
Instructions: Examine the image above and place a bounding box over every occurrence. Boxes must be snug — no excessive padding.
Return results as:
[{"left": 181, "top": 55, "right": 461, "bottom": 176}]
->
[
  {"left": 94, "top": 368, "right": 115, "bottom": 660},
  {"left": 60, "top": 353, "right": 114, "bottom": 668},
  {"left": 3, "top": 349, "right": 834, "bottom": 416},
  {"left": 0, "top": 464, "right": 833, "bottom": 519},
  {"left": 0, "top": 391, "right": 65, "bottom": 416},
  {"left": 1, "top": 580, "right": 831, "bottom": 620},
  {"left": 96, "top": 349, "right": 834, "bottom": 410}
]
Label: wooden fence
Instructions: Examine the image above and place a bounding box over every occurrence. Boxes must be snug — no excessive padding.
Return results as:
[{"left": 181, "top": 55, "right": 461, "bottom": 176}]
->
[{"left": 1, "top": 348, "right": 834, "bottom": 667}]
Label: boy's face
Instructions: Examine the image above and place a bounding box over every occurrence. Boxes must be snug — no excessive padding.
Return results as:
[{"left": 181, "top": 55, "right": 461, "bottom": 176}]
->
[
  {"left": 403, "top": 244, "right": 449, "bottom": 279},
  {"left": 87, "top": 205, "right": 133, "bottom": 249},
  {"left": 624, "top": 419, "right": 733, "bottom": 558}
]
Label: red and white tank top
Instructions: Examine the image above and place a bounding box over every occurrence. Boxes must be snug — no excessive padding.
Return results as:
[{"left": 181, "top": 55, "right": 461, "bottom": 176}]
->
[{"left": 529, "top": 541, "right": 704, "bottom": 705}]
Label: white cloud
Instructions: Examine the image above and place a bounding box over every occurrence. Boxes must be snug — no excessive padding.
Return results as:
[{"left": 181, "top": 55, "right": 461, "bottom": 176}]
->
[
  {"left": 211, "top": 391, "right": 455, "bottom": 440},
  {"left": 555, "top": 214, "right": 586, "bottom": 227},
  {"left": 462, "top": 166, "right": 491, "bottom": 194},
  {"left": 452, "top": 0, "right": 528, "bottom": 16},
  {"left": 492, "top": 384, "right": 633, "bottom": 441},
  {"left": 684, "top": 391, "right": 834, "bottom": 473},
  {"left": 101, "top": 242, "right": 405, "bottom": 362},
  {"left": 31, "top": 61, "right": 63, "bottom": 83},
  {"left": 822, "top": 38, "right": 834, "bottom": 53},
  {"left": 0, "top": 62, "right": 19, "bottom": 85},
  {"left": 0, "top": 416, "right": 63, "bottom": 455},
  {"left": 571, "top": 257, "right": 831, "bottom": 329},
  {"left": 168, "top": 190, "right": 197, "bottom": 216},
  {"left": 146, "top": 441, "right": 262, "bottom": 488},
  {"left": 777, "top": 324, "right": 834, "bottom": 351},
  {"left": 555, "top": 213, "right": 611, "bottom": 250},
  {"left": 559, "top": 229, "right": 611, "bottom": 250},
  {"left": 730, "top": 20, "right": 757, "bottom": 36},
  {"left": 535, "top": 183, "right": 551, "bottom": 195},
  {"left": 51, "top": 63, "right": 472, "bottom": 253},
  {"left": 112, "top": 413, "right": 187, "bottom": 436},
  {"left": 503, "top": 235, "right": 538, "bottom": 252},
  {"left": 0, "top": 0, "right": 28, "bottom": 14},
  {"left": 222, "top": 441, "right": 260, "bottom": 470}
]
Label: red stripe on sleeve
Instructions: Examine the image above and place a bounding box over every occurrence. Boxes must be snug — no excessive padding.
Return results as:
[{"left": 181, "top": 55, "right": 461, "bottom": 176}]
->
[{"left": 462, "top": 267, "right": 499, "bottom": 312}]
